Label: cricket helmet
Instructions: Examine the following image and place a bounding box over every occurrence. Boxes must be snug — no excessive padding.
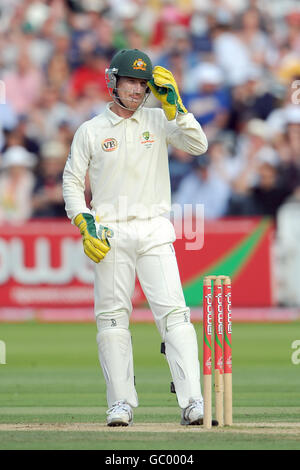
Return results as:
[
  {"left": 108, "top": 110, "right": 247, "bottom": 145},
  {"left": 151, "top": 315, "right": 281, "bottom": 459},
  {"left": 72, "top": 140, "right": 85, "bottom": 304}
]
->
[
  {"left": 106, "top": 49, "right": 153, "bottom": 84},
  {"left": 105, "top": 49, "right": 153, "bottom": 110}
]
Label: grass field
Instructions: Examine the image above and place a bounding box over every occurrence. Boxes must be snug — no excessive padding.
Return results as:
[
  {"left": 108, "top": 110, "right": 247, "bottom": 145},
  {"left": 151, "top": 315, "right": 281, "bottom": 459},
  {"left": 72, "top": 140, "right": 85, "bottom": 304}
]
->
[{"left": 0, "top": 321, "right": 300, "bottom": 450}]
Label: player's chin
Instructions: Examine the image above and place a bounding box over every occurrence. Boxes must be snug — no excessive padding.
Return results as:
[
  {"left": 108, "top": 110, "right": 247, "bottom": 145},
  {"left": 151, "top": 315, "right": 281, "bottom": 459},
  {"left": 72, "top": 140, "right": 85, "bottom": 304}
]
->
[{"left": 127, "top": 97, "right": 143, "bottom": 109}]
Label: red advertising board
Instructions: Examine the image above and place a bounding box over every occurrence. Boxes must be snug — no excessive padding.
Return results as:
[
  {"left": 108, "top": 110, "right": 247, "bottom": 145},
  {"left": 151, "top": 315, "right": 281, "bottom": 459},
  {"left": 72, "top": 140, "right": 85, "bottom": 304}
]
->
[
  {"left": 0, "top": 217, "right": 274, "bottom": 317},
  {"left": 0, "top": 220, "right": 93, "bottom": 309}
]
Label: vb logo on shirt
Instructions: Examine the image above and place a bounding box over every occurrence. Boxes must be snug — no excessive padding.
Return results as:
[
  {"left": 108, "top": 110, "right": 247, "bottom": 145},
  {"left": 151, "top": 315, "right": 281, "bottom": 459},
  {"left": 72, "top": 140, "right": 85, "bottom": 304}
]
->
[{"left": 102, "top": 138, "right": 118, "bottom": 152}]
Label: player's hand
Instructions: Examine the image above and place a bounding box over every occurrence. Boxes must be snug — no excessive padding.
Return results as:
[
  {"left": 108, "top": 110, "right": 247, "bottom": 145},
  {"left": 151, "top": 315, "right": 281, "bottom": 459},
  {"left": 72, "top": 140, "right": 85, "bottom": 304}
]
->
[
  {"left": 74, "top": 213, "right": 112, "bottom": 263},
  {"left": 148, "top": 66, "right": 188, "bottom": 121}
]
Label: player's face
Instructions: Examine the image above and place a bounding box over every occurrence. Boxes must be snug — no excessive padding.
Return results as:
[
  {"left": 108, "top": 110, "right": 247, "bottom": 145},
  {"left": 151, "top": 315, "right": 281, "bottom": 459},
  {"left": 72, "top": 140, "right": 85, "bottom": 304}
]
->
[{"left": 117, "top": 77, "right": 148, "bottom": 110}]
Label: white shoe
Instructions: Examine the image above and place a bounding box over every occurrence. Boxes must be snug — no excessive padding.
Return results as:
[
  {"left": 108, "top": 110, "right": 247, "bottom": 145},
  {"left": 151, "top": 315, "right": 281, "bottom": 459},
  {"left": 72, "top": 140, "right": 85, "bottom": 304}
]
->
[
  {"left": 106, "top": 401, "right": 133, "bottom": 427},
  {"left": 181, "top": 399, "right": 204, "bottom": 425}
]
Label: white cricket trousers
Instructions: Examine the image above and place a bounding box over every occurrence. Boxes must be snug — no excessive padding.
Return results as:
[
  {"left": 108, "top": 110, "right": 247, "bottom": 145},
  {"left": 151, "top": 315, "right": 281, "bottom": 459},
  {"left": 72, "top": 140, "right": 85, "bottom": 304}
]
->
[
  {"left": 94, "top": 216, "right": 186, "bottom": 331},
  {"left": 94, "top": 215, "right": 202, "bottom": 409}
]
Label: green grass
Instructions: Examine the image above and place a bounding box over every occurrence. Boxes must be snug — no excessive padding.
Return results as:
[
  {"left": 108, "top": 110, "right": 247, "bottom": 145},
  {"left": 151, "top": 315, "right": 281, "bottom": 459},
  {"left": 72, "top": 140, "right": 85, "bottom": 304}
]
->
[{"left": 0, "top": 321, "right": 300, "bottom": 449}]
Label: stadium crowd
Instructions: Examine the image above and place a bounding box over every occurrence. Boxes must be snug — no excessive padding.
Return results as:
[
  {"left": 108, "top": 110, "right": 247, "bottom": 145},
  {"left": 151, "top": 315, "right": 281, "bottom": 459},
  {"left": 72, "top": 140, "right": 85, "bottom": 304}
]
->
[{"left": 0, "top": 0, "right": 299, "bottom": 222}]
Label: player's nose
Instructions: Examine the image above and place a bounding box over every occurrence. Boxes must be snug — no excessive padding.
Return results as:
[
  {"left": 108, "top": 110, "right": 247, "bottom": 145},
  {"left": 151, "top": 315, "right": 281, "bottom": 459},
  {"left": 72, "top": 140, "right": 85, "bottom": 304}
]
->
[{"left": 132, "top": 81, "right": 145, "bottom": 94}]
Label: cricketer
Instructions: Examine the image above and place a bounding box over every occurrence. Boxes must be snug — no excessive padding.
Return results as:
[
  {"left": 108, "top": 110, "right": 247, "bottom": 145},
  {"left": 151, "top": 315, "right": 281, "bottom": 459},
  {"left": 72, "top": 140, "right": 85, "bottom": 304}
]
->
[{"left": 62, "top": 49, "right": 208, "bottom": 426}]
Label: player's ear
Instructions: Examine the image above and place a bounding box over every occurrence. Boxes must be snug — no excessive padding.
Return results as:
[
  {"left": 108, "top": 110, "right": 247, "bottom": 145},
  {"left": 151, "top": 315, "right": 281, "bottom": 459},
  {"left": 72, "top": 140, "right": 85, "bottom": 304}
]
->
[{"left": 113, "top": 76, "right": 120, "bottom": 96}]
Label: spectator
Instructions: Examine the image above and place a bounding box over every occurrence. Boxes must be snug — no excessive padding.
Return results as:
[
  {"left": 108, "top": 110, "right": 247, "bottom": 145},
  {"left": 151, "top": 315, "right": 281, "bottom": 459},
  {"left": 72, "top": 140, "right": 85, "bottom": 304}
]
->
[
  {"left": 275, "top": 106, "right": 300, "bottom": 197},
  {"left": 173, "top": 154, "right": 231, "bottom": 219},
  {"left": 55, "top": 120, "right": 74, "bottom": 148},
  {"left": 284, "top": 10, "right": 300, "bottom": 55},
  {"left": 111, "top": 3, "right": 146, "bottom": 51},
  {"left": 150, "top": 3, "right": 191, "bottom": 53},
  {"left": 266, "top": 81, "right": 300, "bottom": 135},
  {"left": 155, "top": 26, "right": 199, "bottom": 76},
  {"left": 227, "top": 66, "right": 278, "bottom": 133},
  {"left": 168, "top": 147, "right": 194, "bottom": 193},
  {"left": 206, "top": 135, "right": 241, "bottom": 185},
  {"left": 67, "top": 10, "right": 96, "bottom": 70},
  {"left": 1, "top": 115, "right": 40, "bottom": 157},
  {"left": 245, "top": 156, "right": 291, "bottom": 217},
  {"left": 92, "top": 16, "right": 117, "bottom": 62},
  {"left": 182, "top": 62, "right": 231, "bottom": 140},
  {"left": 228, "top": 118, "right": 281, "bottom": 215},
  {"left": 46, "top": 53, "right": 71, "bottom": 93},
  {"left": 211, "top": 17, "right": 254, "bottom": 86},
  {"left": 189, "top": 9, "right": 214, "bottom": 54},
  {"left": 156, "top": 49, "right": 191, "bottom": 96},
  {"left": 51, "top": 30, "right": 72, "bottom": 66},
  {"left": 0, "top": 102, "right": 18, "bottom": 151},
  {"left": 0, "top": 146, "right": 37, "bottom": 223},
  {"left": 234, "top": 118, "right": 278, "bottom": 187},
  {"left": 237, "top": 7, "right": 278, "bottom": 68},
  {"left": 30, "top": 85, "right": 75, "bottom": 141},
  {"left": 3, "top": 50, "right": 45, "bottom": 114},
  {"left": 31, "top": 140, "right": 67, "bottom": 218},
  {"left": 68, "top": 49, "right": 110, "bottom": 100}
]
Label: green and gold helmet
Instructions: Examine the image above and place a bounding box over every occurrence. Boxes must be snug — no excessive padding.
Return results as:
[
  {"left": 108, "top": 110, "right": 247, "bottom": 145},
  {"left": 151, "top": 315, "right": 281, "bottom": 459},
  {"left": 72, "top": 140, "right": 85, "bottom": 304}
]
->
[
  {"left": 106, "top": 49, "right": 153, "bottom": 90},
  {"left": 109, "top": 49, "right": 152, "bottom": 80},
  {"left": 105, "top": 49, "right": 153, "bottom": 110}
]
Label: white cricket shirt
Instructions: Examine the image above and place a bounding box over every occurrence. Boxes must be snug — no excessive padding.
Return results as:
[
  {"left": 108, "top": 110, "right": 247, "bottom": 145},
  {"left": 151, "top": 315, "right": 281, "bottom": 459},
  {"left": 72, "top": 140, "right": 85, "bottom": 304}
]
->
[{"left": 63, "top": 103, "right": 208, "bottom": 222}]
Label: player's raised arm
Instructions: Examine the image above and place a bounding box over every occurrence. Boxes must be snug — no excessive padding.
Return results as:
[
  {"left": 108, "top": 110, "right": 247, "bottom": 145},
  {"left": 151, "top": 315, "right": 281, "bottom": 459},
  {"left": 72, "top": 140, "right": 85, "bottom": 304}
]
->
[
  {"left": 148, "top": 65, "right": 208, "bottom": 155},
  {"left": 165, "top": 111, "right": 208, "bottom": 155}
]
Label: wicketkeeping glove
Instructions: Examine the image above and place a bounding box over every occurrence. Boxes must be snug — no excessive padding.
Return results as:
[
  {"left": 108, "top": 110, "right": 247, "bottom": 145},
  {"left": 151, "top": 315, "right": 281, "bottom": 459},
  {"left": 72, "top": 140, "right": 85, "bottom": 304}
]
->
[
  {"left": 148, "top": 66, "right": 188, "bottom": 121},
  {"left": 74, "top": 213, "right": 112, "bottom": 263}
]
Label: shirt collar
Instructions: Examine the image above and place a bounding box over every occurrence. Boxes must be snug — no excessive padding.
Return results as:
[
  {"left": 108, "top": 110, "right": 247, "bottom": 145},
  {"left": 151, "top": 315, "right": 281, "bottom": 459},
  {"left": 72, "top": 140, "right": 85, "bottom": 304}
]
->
[{"left": 105, "top": 102, "right": 142, "bottom": 126}]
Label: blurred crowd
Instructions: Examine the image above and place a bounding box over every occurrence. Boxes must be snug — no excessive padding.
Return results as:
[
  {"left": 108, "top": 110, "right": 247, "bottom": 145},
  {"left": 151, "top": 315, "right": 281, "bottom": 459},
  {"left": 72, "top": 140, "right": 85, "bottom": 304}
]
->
[{"left": 0, "top": 0, "right": 300, "bottom": 223}]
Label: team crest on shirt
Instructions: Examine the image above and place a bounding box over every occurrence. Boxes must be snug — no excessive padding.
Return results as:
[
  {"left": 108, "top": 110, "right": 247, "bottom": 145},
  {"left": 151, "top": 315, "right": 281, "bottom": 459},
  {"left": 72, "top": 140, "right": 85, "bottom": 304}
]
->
[
  {"left": 140, "top": 131, "right": 155, "bottom": 149},
  {"left": 102, "top": 138, "right": 118, "bottom": 152},
  {"left": 133, "top": 59, "right": 147, "bottom": 71}
]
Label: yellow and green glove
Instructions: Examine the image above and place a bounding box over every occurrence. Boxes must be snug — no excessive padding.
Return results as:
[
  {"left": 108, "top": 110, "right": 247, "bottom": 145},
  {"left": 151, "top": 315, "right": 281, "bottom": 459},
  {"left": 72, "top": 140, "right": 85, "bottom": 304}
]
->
[
  {"left": 148, "top": 66, "right": 188, "bottom": 121},
  {"left": 74, "top": 213, "right": 112, "bottom": 263}
]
